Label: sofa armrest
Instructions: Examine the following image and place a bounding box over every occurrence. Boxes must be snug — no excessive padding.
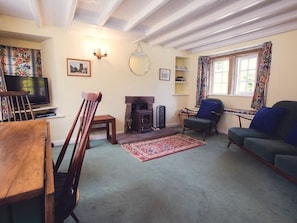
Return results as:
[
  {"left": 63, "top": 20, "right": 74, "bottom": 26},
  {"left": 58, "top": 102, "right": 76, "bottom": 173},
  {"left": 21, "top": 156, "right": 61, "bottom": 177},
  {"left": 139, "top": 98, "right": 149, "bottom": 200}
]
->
[
  {"left": 275, "top": 154, "right": 297, "bottom": 180},
  {"left": 236, "top": 114, "right": 253, "bottom": 128}
]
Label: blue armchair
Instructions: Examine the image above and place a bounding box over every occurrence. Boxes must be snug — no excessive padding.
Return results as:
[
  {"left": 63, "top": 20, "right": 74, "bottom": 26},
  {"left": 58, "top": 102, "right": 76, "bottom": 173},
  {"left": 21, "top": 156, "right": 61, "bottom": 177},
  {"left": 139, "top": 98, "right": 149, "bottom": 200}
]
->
[{"left": 182, "top": 98, "right": 224, "bottom": 140}]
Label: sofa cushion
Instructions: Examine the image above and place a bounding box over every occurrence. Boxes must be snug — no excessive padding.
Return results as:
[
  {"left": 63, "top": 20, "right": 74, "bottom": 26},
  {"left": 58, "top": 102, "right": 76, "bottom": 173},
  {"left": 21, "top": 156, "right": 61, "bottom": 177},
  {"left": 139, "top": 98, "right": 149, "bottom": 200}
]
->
[
  {"left": 284, "top": 123, "right": 297, "bottom": 147},
  {"left": 243, "top": 138, "right": 297, "bottom": 164},
  {"left": 272, "top": 101, "right": 297, "bottom": 139},
  {"left": 196, "top": 100, "right": 221, "bottom": 119},
  {"left": 250, "top": 107, "right": 286, "bottom": 135},
  {"left": 228, "top": 127, "right": 273, "bottom": 146},
  {"left": 275, "top": 154, "right": 297, "bottom": 179}
]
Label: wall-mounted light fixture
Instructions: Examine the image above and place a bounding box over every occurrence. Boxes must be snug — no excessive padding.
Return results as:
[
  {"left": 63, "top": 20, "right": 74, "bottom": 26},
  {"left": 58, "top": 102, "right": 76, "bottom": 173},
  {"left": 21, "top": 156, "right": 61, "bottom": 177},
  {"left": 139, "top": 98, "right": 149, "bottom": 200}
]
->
[{"left": 93, "top": 48, "right": 107, "bottom": 59}]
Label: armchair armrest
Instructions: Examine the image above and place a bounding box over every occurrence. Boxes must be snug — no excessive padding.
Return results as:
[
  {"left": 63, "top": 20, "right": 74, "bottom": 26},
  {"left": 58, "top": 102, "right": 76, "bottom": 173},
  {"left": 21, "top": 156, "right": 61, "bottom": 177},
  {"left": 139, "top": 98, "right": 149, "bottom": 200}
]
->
[
  {"left": 210, "top": 111, "right": 223, "bottom": 123},
  {"left": 184, "top": 108, "right": 198, "bottom": 117},
  {"left": 212, "top": 111, "right": 222, "bottom": 116}
]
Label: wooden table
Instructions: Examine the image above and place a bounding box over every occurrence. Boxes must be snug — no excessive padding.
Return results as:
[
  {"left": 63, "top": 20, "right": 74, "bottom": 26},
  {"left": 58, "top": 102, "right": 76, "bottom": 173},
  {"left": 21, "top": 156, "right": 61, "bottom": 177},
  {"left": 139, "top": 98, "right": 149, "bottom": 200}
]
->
[
  {"left": 89, "top": 114, "right": 117, "bottom": 145},
  {"left": 0, "top": 119, "right": 54, "bottom": 223}
]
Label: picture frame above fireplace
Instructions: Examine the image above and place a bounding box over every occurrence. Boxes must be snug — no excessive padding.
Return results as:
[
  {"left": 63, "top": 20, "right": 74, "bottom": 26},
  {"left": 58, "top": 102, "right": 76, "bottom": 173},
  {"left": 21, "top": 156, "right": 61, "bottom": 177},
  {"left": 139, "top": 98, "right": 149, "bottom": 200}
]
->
[{"left": 159, "top": 68, "right": 170, "bottom": 81}]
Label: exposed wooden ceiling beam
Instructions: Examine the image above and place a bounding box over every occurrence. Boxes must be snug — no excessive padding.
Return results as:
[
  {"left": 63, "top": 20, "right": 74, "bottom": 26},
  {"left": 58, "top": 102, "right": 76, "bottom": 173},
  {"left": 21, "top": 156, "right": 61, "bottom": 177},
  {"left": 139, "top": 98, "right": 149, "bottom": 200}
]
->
[
  {"left": 165, "top": 0, "right": 297, "bottom": 49},
  {"left": 191, "top": 21, "right": 297, "bottom": 53},
  {"left": 96, "top": 0, "right": 124, "bottom": 27},
  {"left": 123, "top": 0, "right": 169, "bottom": 32},
  {"left": 137, "top": 0, "right": 218, "bottom": 42},
  {"left": 149, "top": 0, "right": 266, "bottom": 46},
  {"left": 64, "top": 0, "right": 78, "bottom": 28},
  {"left": 179, "top": 10, "right": 297, "bottom": 51},
  {"left": 29, "top": 0, "right": 43, "bottom": 28},
  {"left": 1, "top": 0, "right": 297, "bottom": 53}
]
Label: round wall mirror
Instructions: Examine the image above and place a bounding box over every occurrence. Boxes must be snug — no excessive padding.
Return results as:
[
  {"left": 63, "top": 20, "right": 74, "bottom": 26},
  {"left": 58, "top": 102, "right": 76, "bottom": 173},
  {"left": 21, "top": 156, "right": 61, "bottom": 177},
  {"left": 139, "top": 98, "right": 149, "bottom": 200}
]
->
[{"left": 129, "top": 43, "right": 150, "bottom": 76}]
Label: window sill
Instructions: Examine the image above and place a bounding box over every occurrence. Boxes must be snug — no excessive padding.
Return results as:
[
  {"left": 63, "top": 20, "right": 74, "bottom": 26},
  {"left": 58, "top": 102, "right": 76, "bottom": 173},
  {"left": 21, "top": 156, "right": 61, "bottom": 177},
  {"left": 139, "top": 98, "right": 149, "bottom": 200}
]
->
[{"left": 208, "top": 94, "right": 253, "bottom": 98}]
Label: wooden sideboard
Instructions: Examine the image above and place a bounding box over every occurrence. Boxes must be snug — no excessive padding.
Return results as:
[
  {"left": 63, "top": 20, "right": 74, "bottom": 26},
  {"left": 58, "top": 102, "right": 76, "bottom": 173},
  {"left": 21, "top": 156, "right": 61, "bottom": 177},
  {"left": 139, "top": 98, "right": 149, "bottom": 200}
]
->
[{"left": 0, "top": 119, "right": 54, "bottom": 223}]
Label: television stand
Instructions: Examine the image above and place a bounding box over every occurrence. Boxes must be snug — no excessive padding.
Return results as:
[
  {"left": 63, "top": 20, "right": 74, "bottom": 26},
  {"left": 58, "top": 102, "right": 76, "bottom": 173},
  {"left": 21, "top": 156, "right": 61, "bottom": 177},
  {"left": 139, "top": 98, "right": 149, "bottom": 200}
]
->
[
  {"left": 35, "top": 112, "right": 56, "bottom": 118},
  {"left": 32, "top": 106, "right": 63, "bottom": 119}
]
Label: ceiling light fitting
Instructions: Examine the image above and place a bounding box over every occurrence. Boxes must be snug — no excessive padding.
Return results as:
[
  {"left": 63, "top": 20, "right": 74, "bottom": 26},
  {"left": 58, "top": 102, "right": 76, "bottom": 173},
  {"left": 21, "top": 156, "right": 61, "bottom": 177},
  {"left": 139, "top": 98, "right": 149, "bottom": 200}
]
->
[{"left": 93, "top": 48, "right": 107, "bottom": 59}]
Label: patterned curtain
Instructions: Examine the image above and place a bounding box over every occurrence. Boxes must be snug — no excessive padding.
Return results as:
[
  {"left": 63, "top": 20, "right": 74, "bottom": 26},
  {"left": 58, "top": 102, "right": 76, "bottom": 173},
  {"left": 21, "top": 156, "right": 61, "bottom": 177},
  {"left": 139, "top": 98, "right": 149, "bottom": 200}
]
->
[
  {"left": 251, "top": 41, "right": 272, "bottom": 109},
  {"left": 0, "top": 46, "right": 7, "bottom": 119},
  {"left": 0, "top": 46, "right": 6, "bottom": 91},
  {"left": 0, "top": 45, "right": 42, "bottom": 120},
  {"left": 0, "top": 45, "right": 42, "bottom": 79},
  {"left": 196, "top": 56, "right": 210, "bottom": 106}
]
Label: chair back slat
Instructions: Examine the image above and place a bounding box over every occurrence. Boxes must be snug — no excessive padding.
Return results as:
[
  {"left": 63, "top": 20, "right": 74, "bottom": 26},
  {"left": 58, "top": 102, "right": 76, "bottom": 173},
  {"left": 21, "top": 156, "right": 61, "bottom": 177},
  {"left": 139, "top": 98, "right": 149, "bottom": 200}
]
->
[
  {"left": 0, "top": 91, "right": 35, "bottom": 121},
  {"left": 54, "top": 91, "right": 102, "bottom": 222}
]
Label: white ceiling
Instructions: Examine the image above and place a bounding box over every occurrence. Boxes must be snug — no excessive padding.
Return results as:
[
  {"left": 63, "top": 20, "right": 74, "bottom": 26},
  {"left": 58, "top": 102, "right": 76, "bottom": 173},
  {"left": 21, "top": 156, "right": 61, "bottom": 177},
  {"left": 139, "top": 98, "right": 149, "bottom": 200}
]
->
[{"left": 1, "top": 0, "right": 297, "bottom": 53}]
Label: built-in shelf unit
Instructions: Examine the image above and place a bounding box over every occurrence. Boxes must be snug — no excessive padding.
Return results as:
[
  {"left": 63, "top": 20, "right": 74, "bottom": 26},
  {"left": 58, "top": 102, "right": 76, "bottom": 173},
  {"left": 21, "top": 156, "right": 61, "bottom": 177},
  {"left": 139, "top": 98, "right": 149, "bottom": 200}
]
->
[{"left": 174, "top": 56, "right": 189, "bottom": 95}]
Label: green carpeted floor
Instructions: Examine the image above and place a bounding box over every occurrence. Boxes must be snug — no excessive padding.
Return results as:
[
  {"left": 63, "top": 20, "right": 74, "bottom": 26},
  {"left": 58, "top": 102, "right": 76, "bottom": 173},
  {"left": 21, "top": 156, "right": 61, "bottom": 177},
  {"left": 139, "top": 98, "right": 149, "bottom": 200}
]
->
[{"left": 52, "top": 129, "right": 297, "bottom": 223}]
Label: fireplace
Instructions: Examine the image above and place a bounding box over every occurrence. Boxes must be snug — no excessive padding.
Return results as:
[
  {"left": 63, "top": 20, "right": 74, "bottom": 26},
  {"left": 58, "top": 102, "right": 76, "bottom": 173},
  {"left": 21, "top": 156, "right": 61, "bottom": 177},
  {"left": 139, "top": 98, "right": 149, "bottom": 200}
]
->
[
  {"left": 133, "top": 110, "right": 152, "bottom": 133},
  {"left": 124, "top": 96, "right": 154, "bottom": 133}
]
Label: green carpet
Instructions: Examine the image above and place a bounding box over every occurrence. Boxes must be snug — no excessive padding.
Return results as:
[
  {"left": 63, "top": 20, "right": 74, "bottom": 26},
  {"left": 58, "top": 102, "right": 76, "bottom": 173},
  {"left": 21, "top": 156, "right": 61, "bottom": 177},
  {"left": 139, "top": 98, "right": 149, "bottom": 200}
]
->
[{"left": 52, "top": 129, "right": 297, "bottom": 223}]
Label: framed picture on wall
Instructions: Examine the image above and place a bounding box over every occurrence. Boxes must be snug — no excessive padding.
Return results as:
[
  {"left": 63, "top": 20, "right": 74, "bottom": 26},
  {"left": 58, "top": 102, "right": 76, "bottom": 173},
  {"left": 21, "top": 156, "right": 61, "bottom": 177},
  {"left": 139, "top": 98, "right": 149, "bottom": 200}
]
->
[
  {"left": 159, "top": 68, "right": 170, "bottom": 81},
  {"left": 67, "top": 58, "right": 91, "bottom": 77}
]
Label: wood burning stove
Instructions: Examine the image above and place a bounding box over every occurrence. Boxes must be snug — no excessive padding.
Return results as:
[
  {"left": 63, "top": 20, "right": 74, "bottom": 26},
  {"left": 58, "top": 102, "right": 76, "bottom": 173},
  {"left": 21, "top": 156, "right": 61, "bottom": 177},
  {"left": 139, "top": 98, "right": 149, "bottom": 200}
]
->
[
  {"left": 124, "top": 96, "right": 154, "bottom": 133},
  {"left": 133, "top": 110, "right": 153, "bottom": 133}
]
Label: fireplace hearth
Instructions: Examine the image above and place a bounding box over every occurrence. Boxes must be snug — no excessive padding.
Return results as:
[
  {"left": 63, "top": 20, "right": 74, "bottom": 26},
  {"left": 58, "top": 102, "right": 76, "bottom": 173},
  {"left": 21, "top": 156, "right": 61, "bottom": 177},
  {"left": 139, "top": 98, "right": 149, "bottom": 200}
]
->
[{"left": 124, "top": 96, "right": 154, "bottom": 133}]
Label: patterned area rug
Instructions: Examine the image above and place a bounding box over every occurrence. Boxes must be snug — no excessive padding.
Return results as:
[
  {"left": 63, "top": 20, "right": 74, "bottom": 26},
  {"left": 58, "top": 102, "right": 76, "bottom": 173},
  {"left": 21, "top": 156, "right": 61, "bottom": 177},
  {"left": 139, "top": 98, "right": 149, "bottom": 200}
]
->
[
  {"left": 121, "top": 134, "right": 206, "bottom": 162},
  {"left": 117, "top": 128, "right": 180, "bottom": 144}
]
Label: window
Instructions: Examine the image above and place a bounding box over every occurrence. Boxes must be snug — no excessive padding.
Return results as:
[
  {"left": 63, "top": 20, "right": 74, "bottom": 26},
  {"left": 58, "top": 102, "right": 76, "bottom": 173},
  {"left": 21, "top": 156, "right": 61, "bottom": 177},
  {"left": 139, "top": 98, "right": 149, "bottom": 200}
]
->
[
  {"left": 212, "top": 58, "right": 229, "bottom": 94},
  {"left": 209, "top": 49, "right": 260, "bottom": 96}
]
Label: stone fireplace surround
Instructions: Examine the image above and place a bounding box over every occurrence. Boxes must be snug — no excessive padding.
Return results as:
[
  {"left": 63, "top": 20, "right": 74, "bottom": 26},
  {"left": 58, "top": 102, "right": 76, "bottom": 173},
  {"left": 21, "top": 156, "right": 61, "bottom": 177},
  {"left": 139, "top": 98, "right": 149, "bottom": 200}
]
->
[{"left": 124, "top": 96, "right": 154, "bottom": 133}]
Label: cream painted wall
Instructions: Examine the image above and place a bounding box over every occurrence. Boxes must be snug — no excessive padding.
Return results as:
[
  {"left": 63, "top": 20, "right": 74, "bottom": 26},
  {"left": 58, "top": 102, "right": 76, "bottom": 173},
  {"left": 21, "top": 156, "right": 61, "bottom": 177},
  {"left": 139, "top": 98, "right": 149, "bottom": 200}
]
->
[
  {"left": 0, "top": 16, "right": 192, "bottom": 143},
  {"left": 1, "top": 16, "right": 297, "bottom": 141}
]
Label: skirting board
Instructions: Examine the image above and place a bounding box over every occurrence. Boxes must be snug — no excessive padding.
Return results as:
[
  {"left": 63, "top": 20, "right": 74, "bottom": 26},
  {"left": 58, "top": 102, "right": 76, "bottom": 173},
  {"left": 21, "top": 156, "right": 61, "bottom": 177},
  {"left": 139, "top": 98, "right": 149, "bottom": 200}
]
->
[
  {"left": 51, "top": 123, "right": 227, "bottom": 147},
  {"left": 52, "top": 123, "right": 181, "bottom": 146}
]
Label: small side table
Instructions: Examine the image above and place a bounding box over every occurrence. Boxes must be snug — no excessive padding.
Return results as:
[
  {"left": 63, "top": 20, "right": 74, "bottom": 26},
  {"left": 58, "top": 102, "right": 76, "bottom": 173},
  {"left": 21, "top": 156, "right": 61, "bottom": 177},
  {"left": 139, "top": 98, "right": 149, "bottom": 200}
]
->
[{"left": 89, "top": 115, "right": 117, "bottom": 147}]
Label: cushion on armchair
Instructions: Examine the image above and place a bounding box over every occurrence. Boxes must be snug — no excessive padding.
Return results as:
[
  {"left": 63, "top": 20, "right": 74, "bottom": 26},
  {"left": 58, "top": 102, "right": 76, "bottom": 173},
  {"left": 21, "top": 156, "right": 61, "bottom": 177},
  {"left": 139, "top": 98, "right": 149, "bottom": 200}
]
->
[
  {"left": 196, "top": 100, "right": 221, "bottom": 119},
  {"left": 249, "top": 107, "right": 286, "bottom": 135}
]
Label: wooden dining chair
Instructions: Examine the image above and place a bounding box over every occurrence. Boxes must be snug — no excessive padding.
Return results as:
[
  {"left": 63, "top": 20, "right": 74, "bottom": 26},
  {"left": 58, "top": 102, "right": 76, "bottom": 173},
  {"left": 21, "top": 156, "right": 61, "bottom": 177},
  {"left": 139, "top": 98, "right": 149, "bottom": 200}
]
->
[
  {"left": 0, "top": 90, "right": 35, "bottom": 121},
  {"left": 53, "top": 91, "right": 102, "bottom": 223}
]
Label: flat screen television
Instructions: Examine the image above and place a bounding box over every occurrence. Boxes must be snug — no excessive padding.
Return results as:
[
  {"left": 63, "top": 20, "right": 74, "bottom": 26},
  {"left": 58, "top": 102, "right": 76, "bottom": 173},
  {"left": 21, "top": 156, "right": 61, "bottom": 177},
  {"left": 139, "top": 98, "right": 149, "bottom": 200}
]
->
[{"left": 4, "top": 75, "right": 50, "bottom": 106}]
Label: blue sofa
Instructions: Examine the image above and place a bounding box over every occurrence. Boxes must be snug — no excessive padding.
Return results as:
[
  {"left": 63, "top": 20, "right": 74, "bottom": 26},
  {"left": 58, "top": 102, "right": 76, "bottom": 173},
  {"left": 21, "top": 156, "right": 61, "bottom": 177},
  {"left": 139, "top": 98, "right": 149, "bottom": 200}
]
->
[{"left": 227, "top": 101, "right": 297, "bottom": 183}]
